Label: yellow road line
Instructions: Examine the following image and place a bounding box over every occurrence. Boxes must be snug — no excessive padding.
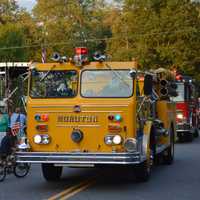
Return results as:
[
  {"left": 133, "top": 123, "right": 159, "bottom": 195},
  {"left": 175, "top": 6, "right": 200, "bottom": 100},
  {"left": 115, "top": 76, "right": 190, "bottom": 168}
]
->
[
  {"left": 61, "top": 179, "right": 96, "bottom": 200},
  {"left": 48, "top": 177, "right": 97, "bottom": 200}
]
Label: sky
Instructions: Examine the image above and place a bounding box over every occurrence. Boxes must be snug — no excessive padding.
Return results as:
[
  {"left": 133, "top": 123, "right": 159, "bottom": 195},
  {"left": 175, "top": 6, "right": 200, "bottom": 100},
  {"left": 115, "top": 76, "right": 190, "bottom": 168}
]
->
[
  {"left": 16, "top": 0, "right": 36, "bottom": 11},
  {"left": 16, "top": 0, "right": 114, "bottom": 11}
]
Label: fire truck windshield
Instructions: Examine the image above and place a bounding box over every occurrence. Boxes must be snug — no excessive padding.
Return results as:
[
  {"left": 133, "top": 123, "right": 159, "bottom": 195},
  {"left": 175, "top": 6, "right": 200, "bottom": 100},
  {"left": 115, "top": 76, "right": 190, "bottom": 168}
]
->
[
  {"left": 30, "top": 70, "right": 78, "bottom": 98},
  {"left": 171, "top": 83, "right": 184, "bottom": 102},
  {"left": 81, "top": 70, "right": 133, "bottom": 98}
]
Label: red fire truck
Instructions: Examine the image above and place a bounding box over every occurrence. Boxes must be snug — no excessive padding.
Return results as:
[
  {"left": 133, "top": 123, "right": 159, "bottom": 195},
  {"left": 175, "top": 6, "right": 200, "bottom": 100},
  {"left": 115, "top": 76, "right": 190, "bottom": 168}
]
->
[{"left": 172, "top": 74, "right": 199, "bottom": 142}]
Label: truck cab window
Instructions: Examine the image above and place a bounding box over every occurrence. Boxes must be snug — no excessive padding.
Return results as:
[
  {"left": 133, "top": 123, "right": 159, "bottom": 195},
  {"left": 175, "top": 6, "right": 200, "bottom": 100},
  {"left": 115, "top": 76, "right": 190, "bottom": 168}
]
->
[
  {"left": 30, "top": 70, "right": 78, "bottom": 98},
  {"left": 81, "top": 70, "right": 133, "bottom": 98}
]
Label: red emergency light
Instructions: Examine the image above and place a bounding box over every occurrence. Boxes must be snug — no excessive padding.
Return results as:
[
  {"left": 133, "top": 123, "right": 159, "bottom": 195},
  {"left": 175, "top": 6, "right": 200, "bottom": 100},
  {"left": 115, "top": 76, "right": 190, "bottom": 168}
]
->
[
  {"left": 75, "top": 47, "right": 88, "bottom": 55},
  {"left": 176, "top": 74, "right": 183, "bottom": 81}
]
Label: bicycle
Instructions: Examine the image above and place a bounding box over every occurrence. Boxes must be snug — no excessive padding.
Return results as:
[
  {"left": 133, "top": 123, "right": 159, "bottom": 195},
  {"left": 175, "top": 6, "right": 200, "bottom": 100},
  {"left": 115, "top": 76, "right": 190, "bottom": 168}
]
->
[{"left": 0, "top": 153, "right": 30, "bottom": 182}]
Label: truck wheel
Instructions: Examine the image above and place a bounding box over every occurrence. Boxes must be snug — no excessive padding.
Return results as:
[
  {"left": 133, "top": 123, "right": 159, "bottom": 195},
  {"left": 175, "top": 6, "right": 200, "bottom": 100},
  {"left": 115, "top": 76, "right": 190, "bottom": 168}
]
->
[
  {"left": 163, "top": 127, "right": 174, "bottom": 165},
  {"left": 178, "top": 134, "right": 185, "bottom": 143},
  {"left": 135, "top": 160, "right": 151, "bottom": 182},
  {"left": 193, "top": 128, "right": 199, "bottom": 138},
  {"left": 135, "top": 147, "right": 153, "bottom": 182},
  {"left": 0, "top": 165, "right": 6, "bottom": 182},
  {"left": 187, "top": 133, "right": 194, "bottom": 142},
  {"left": 42, "top": 164, "right": 62, "bottom": 181}
]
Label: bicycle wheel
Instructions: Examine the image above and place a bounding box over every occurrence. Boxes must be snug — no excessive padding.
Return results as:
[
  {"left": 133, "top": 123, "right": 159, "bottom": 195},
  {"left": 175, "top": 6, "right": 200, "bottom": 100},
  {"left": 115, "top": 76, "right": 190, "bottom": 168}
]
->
[
  {"left": 14, "top": 163, "right": 30, "bottom": 178},
  {"left": 0, "top": 165, "right": 6, "bottom": 182}
]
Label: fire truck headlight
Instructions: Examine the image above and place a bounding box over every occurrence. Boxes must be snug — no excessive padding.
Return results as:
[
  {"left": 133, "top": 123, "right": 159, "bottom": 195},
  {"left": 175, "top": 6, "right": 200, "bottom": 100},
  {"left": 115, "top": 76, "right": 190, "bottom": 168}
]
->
[
  {"left": 34, "top": 135, "right": 42, "bottom": 144},
  {"left": 42, "top": 135, "right": 50, "bottom": 144},
  {"left": 104, "top": 135, "right": 113, "bottom": 145},
  {"left": 177, "top": 113, "right": 184, "bottom": 119},
  {"left": 124, "top": 138, "right": 137, "bottom": 152},
  {"left": 113, "top": 135, "right": 122, "bottom": 145},
  {"left": 34, "top": 134, "right": 50, "bottom": 144}
]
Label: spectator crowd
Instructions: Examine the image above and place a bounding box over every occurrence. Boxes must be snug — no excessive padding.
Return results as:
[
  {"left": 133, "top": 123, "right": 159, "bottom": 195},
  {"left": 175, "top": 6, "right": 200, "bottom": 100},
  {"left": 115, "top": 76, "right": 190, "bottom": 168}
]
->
[{"left": 0, "top": 107, "right": 27, "bottom": 156}]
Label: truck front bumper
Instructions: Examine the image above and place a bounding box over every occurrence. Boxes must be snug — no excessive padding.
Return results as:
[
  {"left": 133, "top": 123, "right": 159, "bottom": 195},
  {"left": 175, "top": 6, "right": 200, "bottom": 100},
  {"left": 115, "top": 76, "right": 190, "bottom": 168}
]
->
[
  {"left": 176, "top": 123, "right": 191, "bottom": 132},
  {"left": 16, "top": 151, "right": 146, "bottom": 165}
]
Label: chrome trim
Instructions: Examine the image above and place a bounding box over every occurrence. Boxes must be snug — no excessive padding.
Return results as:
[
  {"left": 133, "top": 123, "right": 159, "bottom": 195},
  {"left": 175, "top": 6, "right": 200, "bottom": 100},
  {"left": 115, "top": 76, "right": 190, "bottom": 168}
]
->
[
  {"left": 56, "top": 124, "right": 101, "bottom": 128},
  {"left": 176, "top": 122, "right": 191, "bottom": 132},
  {"left": 35, "top": 111, "right": 123, "bottom": 113},
  {"left": 142, "top": 134, "right": 148, "bottom": 155},
  {"left": 31, "top": 105, "right": 129, "bottom": 109},
  {"left": 82, "top": 105, "right": 129, "bottom": 108},
  {"left": 55, "top": 164, "right": 95, "bottom": 167},
  {"left": 32, "top": 106, "right": 73, "bottom": 108},
  {"left": 176, "top": 123, "right": 190, "bottom": 125},
  {"left": 16, "top": 152, "right": 145, "bottom": 165},
  {"left": 82, "top": 111, "right": 123, "bottom": 113}
]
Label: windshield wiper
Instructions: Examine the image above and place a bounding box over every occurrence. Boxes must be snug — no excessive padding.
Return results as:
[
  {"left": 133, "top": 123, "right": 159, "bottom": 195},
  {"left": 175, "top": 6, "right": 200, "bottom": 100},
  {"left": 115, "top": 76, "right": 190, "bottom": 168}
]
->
[
  {"left": 40, "top": 65, "right": 56, "bottom": 81},
  {"left": 105, "top": 63, "right": 131, "bottom": 89}
]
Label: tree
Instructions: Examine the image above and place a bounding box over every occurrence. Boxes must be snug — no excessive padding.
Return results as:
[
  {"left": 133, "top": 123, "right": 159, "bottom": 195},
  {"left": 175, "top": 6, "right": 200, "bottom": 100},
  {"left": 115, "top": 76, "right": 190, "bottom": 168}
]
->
[
  {"left": 0, "top": 0, "right": 19, "bottom": 24},
  {"left": 0, "top": 23, "right": 27, "bottom": 61},
  {"left": 107, "top": 0, "right": 200, "bottom": 80},
  {"left": 32, "top": 0, "right": 112, "bottom": 60}
]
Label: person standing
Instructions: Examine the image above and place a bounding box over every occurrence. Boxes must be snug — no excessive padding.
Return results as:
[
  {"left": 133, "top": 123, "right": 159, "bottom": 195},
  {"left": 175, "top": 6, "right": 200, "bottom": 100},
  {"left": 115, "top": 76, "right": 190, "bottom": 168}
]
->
[
  {"left": 10, "top": 107, "right": 26, "bottom": 145},
  {"left": 0, "top": 109, "right": 9, "bottom": 144}
]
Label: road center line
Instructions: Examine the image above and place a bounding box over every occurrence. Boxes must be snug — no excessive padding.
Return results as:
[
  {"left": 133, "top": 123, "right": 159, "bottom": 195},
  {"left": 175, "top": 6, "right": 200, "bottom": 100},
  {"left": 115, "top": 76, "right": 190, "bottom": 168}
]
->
[{"left": 48, "top": 177, "right": 97, "bottom": 200}]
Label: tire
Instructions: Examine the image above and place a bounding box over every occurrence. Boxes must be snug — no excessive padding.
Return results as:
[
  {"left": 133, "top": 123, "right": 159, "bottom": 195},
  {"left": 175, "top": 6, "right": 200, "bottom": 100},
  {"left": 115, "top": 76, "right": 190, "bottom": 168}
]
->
[
  {"left": 42, "top": 164, "right": 62, "bottom": 181},
  {"left": 178, "top": 134, "right": 184, "bottom": 143},
  {"left": 163, "top": 127, "right": 174, "bottom": 165},
  {"left": 193, "top": 128, "right": 199, "bottom": 138},
  {"left": 134, "top": 145, "right": 153, "bottom": 182},
  {"left": 14, "top": 163, "right": 30, "bottom": 178},
  {"left": 150, "top": 128, "right": 161, "bottom": 166},
  {"left": 134, "top": 160, "right": 151, "bottom": 182},
  {"left": 154, "top": 153, "right": 163, "bottom": 165},
  {"left": 187, "top": 133, "right": 194, "bottom": 142},
  {"left": 0, "top": 165, "right": 6, "bottom": 182}
]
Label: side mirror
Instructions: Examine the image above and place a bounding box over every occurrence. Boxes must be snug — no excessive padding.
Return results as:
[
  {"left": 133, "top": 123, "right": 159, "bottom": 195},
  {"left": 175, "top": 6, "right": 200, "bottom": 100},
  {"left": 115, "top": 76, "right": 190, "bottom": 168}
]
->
[{"left": 144, "top": 74, "right": 153, "bottom": 96}]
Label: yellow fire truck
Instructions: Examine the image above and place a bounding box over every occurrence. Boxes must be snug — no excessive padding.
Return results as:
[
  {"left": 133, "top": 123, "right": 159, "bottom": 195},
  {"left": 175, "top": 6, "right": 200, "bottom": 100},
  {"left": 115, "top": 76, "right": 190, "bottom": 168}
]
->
[{"left": 16, "top": 48, "right": 176, "bottom": 182}]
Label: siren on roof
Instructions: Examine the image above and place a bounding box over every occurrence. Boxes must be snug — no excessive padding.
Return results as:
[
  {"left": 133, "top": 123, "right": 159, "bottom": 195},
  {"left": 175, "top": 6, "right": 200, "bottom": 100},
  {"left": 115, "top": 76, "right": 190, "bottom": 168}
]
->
[
  {"left": 93, "top": 52, "right": 106, "bottom": 62},
  {"left": 74, "top": 47, "right": 89, "bottom": 67},
  {"left": 176, "top": 74, "right": 183, "bottom": 81},
  {"left": 51, "top": 53, "right": 67, "bottom": 63}
]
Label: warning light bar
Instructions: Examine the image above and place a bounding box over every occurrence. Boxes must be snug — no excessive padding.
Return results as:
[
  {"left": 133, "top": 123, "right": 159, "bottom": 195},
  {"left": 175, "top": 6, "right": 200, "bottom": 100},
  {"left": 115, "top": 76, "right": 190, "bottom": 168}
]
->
[
  {"left": 176, "top": 74, "right": 183, "bottom": 81},
  {"left": 75, "top": 47, "right": 88, "bottom": 55}
]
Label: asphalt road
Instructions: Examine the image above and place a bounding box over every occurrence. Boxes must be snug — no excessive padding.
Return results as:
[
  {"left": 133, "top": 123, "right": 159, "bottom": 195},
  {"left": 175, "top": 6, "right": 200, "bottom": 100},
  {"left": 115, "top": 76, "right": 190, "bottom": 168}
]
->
[{"left": 1, "top": 138, "right": 200, "bottom": 200}]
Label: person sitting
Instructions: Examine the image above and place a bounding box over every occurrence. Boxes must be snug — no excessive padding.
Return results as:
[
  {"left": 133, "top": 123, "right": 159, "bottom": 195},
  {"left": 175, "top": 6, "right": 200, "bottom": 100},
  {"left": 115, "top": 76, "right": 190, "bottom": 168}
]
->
[{"left": 56, "top": 81, "right": 74, "bottom": 97}]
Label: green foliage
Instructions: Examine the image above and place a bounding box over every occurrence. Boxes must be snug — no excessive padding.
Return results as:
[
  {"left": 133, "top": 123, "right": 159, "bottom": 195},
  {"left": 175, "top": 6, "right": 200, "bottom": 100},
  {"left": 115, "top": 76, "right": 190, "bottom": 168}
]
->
[
  {"left": 0, "top": 23, "right": 28, "bottom": 61},
  {"left": 107, "top": 0, "right": 200, "bottom": 80},
  {"left": 0, "top": 0, "right": 200, "bottom": 81},
  {"left": 0, "top": 0, "right": 19, "bottom": 24},
  {"left": 32, "top": 0, "right": 111, "bottom": 60},
  {"left": 0, "top": 1, "right": 34, "bottom": 61}
]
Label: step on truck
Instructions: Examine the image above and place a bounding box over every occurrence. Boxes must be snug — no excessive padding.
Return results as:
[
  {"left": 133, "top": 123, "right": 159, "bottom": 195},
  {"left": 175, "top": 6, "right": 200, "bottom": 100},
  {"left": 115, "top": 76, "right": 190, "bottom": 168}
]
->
[{"left": 16, "top": 48, "right": 176, "bottom": 182}]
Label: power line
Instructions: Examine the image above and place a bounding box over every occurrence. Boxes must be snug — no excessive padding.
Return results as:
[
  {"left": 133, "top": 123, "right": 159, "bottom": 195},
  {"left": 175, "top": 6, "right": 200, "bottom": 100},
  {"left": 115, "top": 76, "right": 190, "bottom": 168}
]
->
[{"left": 0, "top": 29, "right": 198, "bottom": 51}]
